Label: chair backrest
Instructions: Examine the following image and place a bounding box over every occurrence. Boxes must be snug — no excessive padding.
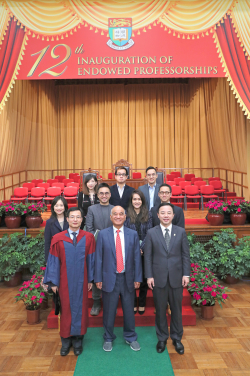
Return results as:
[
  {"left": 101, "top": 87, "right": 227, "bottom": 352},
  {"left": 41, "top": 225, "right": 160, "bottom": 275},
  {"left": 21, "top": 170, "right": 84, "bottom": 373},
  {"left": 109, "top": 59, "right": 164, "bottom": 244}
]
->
[
  {"left": 132, "top": 172, "right": 142, "bottom": 179},
  {"left": 174, "top": 177, "right": 185, "bottom": 185},
  {"left": 55, "top": 175, "right": 66, "bottom": 183},
  {"left": 208, "top": 177, "right": 220, "bottom": 183},
  {"left": 67, "top": 182, "right": 80, "bottom": 189},
  {"left": 69, "top": 173, "right": 80, "bottom": 179},
  {"left": 108, "top": 172, "right": 115, "bottom": 179},
  {"left": 166, "top": 181, "right": 176, "bottom": 187},
  {"left": 31, "top": 179, "right": 43, "bottom": 187},
  {"left": 156, "top": 171, "right": 164, "bottom": 185},
  {"left": 63, "top": 179, "right": 74, "bottom": 185},
  {"left": 166, "top": 174, "right": 175, "bottom": 181},
  {"left": 22, "top": 183, "right": 35, "bottom": 192},
  {"left": 47, "top": 187, "right": 61, "bottom": 197},
  {"left": 74, "top": 176, "right": 80, "bottom": 183},
  {"left": 171, "top": 185, "right": 182, "bottom": 196},
  {"left": 210, "top": 180, "right": 223, "bottom": 189},
  {"left": 47, "top": 179, "right": 58, "bottom": 186},
  {"left": 180, "top": 181, "right": 191, "bottom": 190},
  {"left": 194, "top": 181, "right": 207, "bottom": 189},
  {"left": 200, "top": 185, "right": 214, "bottom": 195},
  {"left": 52, "top": 182, "right": 64, "bottom": 191},
  {"left": 64, "top": 187, "right": 78, "bottom": 197},
  {"left": 191, "top": 177, "right": 203, "bottom": 184},
  {"left": 171, "top": 171, "right": 181, "bottom": 178},
  {"left": 14, "top": 187, "right": 28, "bottom": 198},
  {"left": 37, "top": 183, "right": 50, "bottom": 191},
  {"left": 82, "top": 173, "right": 97, "bottom": 183},
  {"left": 30, "top": 187, "right": 45, "bottom": 197},
  {"left": 185, "top": 185, "right": 199, "bottom": 195},
  {"left": 184, "top": 173, "right": 195, "bottom": 181}
]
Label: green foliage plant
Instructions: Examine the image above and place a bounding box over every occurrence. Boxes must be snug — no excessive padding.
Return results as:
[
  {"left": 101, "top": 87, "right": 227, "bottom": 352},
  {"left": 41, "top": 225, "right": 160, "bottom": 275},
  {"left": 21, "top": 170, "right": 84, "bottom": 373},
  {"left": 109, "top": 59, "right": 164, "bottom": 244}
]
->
[{"left": 187, "top": 233, "right": 217, "bottom": 272}]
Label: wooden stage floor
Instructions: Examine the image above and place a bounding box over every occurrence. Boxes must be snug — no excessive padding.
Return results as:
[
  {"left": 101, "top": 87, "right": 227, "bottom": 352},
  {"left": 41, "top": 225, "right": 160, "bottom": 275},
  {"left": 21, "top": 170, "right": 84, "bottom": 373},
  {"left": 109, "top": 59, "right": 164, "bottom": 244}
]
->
[{"left": 1, "top": 280, "right": 250, "bottom": 375}]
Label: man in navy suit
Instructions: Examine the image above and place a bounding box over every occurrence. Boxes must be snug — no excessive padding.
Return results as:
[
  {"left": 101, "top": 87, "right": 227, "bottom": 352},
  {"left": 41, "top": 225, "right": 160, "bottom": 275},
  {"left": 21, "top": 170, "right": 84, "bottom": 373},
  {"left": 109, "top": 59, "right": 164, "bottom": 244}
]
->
[
  {"left": 139, "top": 166, "right": 161, "bottom": 210},
  {"left": 95, "top": 206, "right": 142, "bottom": 352},
  {"left": 110, "top": 166, "right": 134, "bottom": 210}
]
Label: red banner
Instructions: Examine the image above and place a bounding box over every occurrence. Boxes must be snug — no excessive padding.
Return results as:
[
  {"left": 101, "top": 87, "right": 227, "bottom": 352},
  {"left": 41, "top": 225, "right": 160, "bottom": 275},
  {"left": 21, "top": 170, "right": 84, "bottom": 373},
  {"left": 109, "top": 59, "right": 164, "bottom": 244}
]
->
[{"left": 18, "top": 24, "right": 224, "bottom": 80}]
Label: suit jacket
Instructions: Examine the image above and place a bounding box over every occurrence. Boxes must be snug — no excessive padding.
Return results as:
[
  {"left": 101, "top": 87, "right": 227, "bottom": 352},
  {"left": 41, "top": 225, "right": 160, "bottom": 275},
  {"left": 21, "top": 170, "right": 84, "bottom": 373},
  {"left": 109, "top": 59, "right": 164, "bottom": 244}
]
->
[
  {"left": 144, "top": 225, "right": 190, "bottom": 289},
  {"left": 85, "top": 204, "right": 114, "bottom": 234},
  {"left": 124, "top": 211, "right": 153, "bottom": 251},
  {"left": 151, "top": 204, "right": 185, "bottom": 228},
  {"left": 78, "top": 192, "right": 100, "bottom": 227},
  {"left": 44, "top": 217, "right": 69, "bottom": 262},
  {"left": 95, "top": 226, "right": 142, "bottom": 293},
  {"left": 109, "top": 184, "right": 134, "bottom": 210},
  {"left": 138, "top": 183, "right": 161, "bottom": 210}
]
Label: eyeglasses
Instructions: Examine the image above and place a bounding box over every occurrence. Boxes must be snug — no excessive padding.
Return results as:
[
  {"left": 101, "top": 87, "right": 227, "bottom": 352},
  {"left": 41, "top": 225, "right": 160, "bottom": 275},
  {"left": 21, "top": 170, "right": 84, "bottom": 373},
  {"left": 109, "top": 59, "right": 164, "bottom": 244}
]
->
[
  {"left": 116, "top": 173, "right": 126, "bottom": 177},
  {"left": 98, "top": 192, "right": 110, "bottom": 196},
  {"left": 147, "top": 173, "right": 156, "bottom": 177},
  {"left": 159, "top": 191, "right": 171, "bottom": 195}
]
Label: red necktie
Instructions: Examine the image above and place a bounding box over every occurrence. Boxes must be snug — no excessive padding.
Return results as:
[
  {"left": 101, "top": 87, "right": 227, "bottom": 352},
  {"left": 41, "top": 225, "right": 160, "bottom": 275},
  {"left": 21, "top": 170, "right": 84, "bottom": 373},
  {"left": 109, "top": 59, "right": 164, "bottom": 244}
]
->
[{"left": 116, "top": 229, "right": 124, "bottom": 273}]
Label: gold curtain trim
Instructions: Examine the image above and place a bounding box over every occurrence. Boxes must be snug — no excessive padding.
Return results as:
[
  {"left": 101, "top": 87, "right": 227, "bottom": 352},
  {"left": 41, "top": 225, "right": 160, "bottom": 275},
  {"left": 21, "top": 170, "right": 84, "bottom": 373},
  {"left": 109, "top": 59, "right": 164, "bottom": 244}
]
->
[
  {"left": 0, "top": 32, "right": 28, "bottom": 113},
  {"left": 0, "top": 5, "right": 11, "bottom": 47},
  {"left": 213, "top": 31, "right": 250, "bottom": 119},
  {"left": 230, "top": 0, "right": 250, "bottom": 58}
]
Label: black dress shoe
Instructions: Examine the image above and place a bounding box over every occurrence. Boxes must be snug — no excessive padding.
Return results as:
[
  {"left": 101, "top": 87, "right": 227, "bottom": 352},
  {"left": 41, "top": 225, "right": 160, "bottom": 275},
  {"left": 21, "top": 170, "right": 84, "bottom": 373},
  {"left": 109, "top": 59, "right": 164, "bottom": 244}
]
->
[
  {"left": 60, "top": 347, "right": 70, "bottom": 356},
  {"left": 172, "top": 339, "right": 184, "bottom": 355},
  {"left": 74, "top": 347, "right": 83, "bottom": 356},
  {"left": 156, "top": 340, "right": 167, "bottom": 353}
]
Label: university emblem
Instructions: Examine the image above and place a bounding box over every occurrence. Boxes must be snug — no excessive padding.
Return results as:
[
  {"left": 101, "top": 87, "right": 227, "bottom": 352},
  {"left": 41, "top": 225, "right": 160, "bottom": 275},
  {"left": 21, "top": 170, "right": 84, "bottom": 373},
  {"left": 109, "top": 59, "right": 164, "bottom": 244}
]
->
[{"left": 107, "top": 18, "right": 134, "bottom": 50}]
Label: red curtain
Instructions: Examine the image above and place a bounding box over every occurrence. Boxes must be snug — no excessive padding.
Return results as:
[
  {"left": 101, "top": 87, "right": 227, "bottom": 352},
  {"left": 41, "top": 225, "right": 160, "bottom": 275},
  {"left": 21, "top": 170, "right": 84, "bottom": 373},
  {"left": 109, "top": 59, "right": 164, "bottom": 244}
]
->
[
  {"left": 216, "top": 17, "right": 250, "bottom": 116},
  {"left": 0, "top": 18, "right": 25, "bottom": 105}
]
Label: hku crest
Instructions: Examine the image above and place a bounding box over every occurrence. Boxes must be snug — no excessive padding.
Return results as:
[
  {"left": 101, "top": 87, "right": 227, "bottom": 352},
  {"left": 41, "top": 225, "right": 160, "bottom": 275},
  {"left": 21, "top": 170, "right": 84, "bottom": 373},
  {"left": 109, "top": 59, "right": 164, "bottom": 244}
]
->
[{"left": 107, "top": 18, "right": 134, "bottom": 50}]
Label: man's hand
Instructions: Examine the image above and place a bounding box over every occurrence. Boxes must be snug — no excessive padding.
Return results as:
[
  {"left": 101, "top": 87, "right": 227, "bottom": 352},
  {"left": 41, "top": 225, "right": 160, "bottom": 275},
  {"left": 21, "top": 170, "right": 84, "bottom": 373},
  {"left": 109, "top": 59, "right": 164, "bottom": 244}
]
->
[
  {"left": 147, "top": 278, "right": 155, "bottom": 290},
  {"left": 51, "top": 286, "right": 58, "bottom": 294},
  {"left": 88, "top": 283, "right": 93, "bottom": 291},
  {"left": 134, "top": 282, "right": 140, "bottom": 289},
  {"left": 96, "top": 282, "right": 102, "bottom": 290},
  {"left": 140, "top": 249, "right": 143, "bottom": 255},
  {"left": 182, "top": 276, "right": 189, "bottom": 287}
]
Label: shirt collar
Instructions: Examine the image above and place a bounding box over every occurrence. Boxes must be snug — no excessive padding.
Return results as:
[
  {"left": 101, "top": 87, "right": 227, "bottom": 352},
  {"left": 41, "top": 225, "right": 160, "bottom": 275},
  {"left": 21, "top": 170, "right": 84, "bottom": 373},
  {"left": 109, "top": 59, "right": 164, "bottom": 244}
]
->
[
  {"left": 113, "top": 225, "right": 124, "bottom": 234},
  {"left": 68, "top": 228, "right": 80, "bottom": 236},
  {"left": 160, "top": 223, "right": 172, "bottom": 234},
  {"left": 148, "top": 183, "right": 156, "bottom": 189}
]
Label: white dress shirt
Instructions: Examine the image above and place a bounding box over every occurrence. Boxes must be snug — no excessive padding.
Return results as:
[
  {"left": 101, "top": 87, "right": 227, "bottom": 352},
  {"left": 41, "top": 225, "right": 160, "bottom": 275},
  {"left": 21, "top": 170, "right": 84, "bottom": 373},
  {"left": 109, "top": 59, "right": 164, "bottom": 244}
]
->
[
  {"left": 148, "top": 184, "right": 156, "bottom": 210},
  {"left": 113, "top": 225, "right": 125, "bottom": 272},
  {"left": 68, "top": 228, "right": 80, "bottom": 240},
  {"left": 117, "top": 184, "right": 125, "bottom": 198}
]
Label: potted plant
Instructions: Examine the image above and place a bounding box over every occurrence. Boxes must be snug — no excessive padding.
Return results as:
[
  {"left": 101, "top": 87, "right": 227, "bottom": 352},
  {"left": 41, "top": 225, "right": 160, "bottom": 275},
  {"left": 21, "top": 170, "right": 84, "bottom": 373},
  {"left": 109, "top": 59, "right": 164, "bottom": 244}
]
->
[
  {"left": 0, "top": 233, "right": 28, "bottom": 286},
  {"left": 205, "top": 200, "right": 228, "bottom": 226},
  {"left": 15, "top": 273, "right": 46, "bottom": 324},
  {"left": 25, "top": 201, "right": 47, "bottom": 228},
  {"left": 188, "top": 263, "right": 229, "bottom": 319},
  {"left": 3, "top": 202, "right": 27, "bottom": 228},
  {"left": 187, "top": 233, "right": 217, "bottom": 273},
  {"left": 0, "top": 201, "right": 5, "bottom": 225},
  {"left": 225, "top": 199, "right": 250, "bottom": 225}
]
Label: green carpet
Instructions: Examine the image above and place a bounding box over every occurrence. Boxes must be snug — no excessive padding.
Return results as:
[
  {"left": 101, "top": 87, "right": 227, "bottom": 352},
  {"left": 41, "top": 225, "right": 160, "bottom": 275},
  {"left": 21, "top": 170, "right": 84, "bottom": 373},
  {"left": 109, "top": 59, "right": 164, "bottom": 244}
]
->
[{"left": 74, "top": 327, "right": 174, "bottom": 376}]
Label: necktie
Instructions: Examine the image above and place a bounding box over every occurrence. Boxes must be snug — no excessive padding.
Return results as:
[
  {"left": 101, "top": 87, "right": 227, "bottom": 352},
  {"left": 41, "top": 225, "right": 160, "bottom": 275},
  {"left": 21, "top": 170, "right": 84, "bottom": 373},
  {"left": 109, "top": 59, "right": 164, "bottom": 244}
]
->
[
  {"left": 116, "top": 230, "right": 124, "bottom": 273},
  {"left": 164, "top": 228, "right": 170, "bottom": 250},
  {"left": 72, "top": 232, "right": 77, "bottom": 247}
]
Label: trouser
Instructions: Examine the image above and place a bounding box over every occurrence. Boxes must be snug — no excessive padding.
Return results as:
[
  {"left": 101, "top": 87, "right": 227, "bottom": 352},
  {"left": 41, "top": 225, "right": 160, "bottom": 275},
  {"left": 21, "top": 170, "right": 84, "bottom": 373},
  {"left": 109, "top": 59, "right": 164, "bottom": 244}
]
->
[
  {"left": 102, "top": 273, "right": 137, "bottom": 343},
  {"left": 153, "top": 278, "right": 183, "bottom": 342},
  {"left": 61, "top": 335, "right": 84, "bottom": 349},
  {"left": 134, "top": 277, "right": 148, "bottom": 307},
  {"left": 92, "top": 283, "right": 102, "bottom": 301}
]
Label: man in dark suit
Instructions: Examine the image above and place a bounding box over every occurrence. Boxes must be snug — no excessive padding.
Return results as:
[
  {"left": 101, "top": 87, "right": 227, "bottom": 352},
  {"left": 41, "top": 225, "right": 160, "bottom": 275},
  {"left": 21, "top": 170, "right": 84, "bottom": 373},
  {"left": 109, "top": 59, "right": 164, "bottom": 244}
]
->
[
  {"left": 95, "top": 206, "right": 142, "bottom": 352},
  {"left": 151, "top": 183, "right": 185, "bottom": 228},
  {"left": 144, "top": 203, "right": 190, "bottom": 355},
  {"left": 110, "top": 166, "right": 134, "bottom": 210},
  {"left": 138, "top": 166, "right": 161, "bottom": 210}
]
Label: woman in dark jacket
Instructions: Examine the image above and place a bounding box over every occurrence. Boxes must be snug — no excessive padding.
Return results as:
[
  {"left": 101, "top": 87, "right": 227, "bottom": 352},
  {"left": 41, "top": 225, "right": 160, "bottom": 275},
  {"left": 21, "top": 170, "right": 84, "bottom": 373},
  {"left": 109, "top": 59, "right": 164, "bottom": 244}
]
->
[
  {"left": 44, "top": 196, "right": 69, "bottom": 263},
  {"left": 124, "top": 189, "right": 153, "bottom": 314},
  {"left": 78, "top": 174, "right": 99, "bottom": 228}
]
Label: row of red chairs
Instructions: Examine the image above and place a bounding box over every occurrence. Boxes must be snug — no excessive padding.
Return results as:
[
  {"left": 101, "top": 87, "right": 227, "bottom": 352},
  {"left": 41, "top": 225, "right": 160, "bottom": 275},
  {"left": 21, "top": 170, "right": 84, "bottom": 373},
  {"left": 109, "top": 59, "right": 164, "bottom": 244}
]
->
[
  {"left": 11, "top": 186, "right": 78, "bottom": 203},
  {"left": 23, "top": 182, "right": 79, "bottom": 193},
  {"left": 167, "top": 180, "right": 226, "bottom": 200},
  {"left": 29, "top": 177, "right": 80, "bottom": 188}
]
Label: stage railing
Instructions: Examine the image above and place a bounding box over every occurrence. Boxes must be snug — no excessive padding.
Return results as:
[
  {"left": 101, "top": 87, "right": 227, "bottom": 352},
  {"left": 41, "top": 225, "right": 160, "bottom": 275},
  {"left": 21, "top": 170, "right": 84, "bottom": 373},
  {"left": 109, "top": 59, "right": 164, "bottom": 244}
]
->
[{"left": 0, "top": 167, "right": 248, "bottom": 201}]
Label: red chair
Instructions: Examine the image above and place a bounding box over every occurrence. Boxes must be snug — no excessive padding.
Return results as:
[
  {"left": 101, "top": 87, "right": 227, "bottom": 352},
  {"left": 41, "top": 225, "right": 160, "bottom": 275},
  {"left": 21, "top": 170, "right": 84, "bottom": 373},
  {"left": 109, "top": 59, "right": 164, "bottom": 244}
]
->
[
  {"left": 180, "top": 181, "right": 191, "bottom": 192},
  {"left": 132, "top": 172, "right": 142, "bottom": 179},
  {"left": 108, "top": 173, "right": 115, "bottom": 179},
  {"left": 63, "top": 179, "right": 74, "bottom": 186},
  {"left": 47, "top": 179, "right": 58, "bottom": 186},
  {"left": 166, "top": 181, "right": 176, "bottom": 187},
  {"left": 200, "top": 185, "right": 219, "bottom": 209},
  {"left": 191, "top": 177, "right": 203, "bottom": 184},
  {"left": 174, "top": 177, "right": 185, "bottom": 186},
  {"left": 171, "top": 185, "right": 185, "bottom": 206},
  {"left": 44, "top": 187, "right": 62, "bottom": 203},
  {"left": 64, "top": 187, "right": 78, "bottom": 202},
  {"left": 67, "top": 182, "right": 80, "bottom": 190},
  {"left": 210, "top": 181, "right": 227, "bottom": 200},
  {"left": 184, "top": 173, "right": 195, "bottom": 181},
  {"left": 184, "top": 185, "right": 202, "bottom": 210},
  {"left": 171, "top": 171, "right": 181, "bottom": 178},
  {"left": 22, "top": 183, "right": 35, "bottom": 195},
  {"left": 28, "top": 187, "right": 45, "bottom": 202},
  {"left": 37, "top": 183, "right": 50, "bottom": 194},
  {"left": 208, "top": 177, "right": 220, "bottom": 183},
  {"left": 12, "top": 187, "right": 28, "bottom": 203},
  {"left": 52, "top": 182, "right": 64, "bottom": 192},
  {"left": 166, "top": 174, "right": 175, "bottom": 181},
  {"left": 31, "top": 179, "right": 43, "bottom": 187},
  {"left": 74, "top": 176, "right": 80, "bottom": 183},
  {"left": 69, "top": 173, "right": 80, "bottom": 179},
  {"left": 55, "top": 175, "right": 66, "bottom": 183},
  {"left": 194, "top": 181, "right": 207, "bottom": 191}
]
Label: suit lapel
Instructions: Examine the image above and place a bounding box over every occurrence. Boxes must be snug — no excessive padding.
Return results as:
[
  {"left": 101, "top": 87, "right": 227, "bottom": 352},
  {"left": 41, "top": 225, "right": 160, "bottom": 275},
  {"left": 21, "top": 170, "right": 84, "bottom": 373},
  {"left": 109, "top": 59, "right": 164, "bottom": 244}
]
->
[
  {"left": 156, "top": 225, "right": 168, "bottom": 253},
  {"left": 54, "top": 219, "right": 62, "bottom": 232},
  {"left": 108, "top": 227, "right": 116, "bottom": 260},
  {"left": 168, "top": 225, "right": 177, "bottom": 253},
  {"left": 153, "top": 184, "right": 159, "bottom": 205},
  {"left": 124, "top": 227, "right": 129, "bottom": 263},
  {"left": 144, "top": 186, "right": 150, "bottom": 208}
]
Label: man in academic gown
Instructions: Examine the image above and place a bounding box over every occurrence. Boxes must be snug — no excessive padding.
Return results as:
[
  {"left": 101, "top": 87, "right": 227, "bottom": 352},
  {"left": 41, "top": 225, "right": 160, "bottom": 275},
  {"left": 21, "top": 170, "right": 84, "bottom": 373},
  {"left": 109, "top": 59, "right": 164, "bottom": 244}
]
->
[{"left": 44, "top": 207, "right": 95, "bottom": 357}]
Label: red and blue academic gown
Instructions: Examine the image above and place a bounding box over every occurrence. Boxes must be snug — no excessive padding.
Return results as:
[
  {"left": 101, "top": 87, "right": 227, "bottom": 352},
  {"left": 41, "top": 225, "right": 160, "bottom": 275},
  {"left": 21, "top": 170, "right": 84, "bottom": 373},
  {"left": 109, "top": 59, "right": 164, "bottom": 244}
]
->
[{"left": 44, "top": 230, "right": 95, "bottom": 338}]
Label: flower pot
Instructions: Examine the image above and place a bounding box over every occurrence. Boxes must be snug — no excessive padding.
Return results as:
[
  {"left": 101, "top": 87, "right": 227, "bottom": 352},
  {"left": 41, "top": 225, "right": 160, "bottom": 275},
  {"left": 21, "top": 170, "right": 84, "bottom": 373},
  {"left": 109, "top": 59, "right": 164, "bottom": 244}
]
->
[
  {"left": 40, "top": 297, "right": 49, "bottom": 310},
  {"left": 0, "top": 216, "right": 1, "bottom": 225},
  {"left": 26, "top": 307, "right": 41, "bottom": 325},
  {"left": 4, "top": 271, "right": 22, "bottom": 287},
  {"left": 230, "top": 213, "right": 247, "bottom": 226},
  {"left": 5, "top": 215, "right": 22, "bottom": 229},
  {"left": 25, "top": 215, "right": 42, "bottom": 228},
  {"left": 207, "top": 213, "right": 224, "bottom": 226},
  {"left": 225, "top": 275, "right": 240, "bottom": 284},
  {"left": 201, "top": 305, "right": 214, "bottom": 320}
]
